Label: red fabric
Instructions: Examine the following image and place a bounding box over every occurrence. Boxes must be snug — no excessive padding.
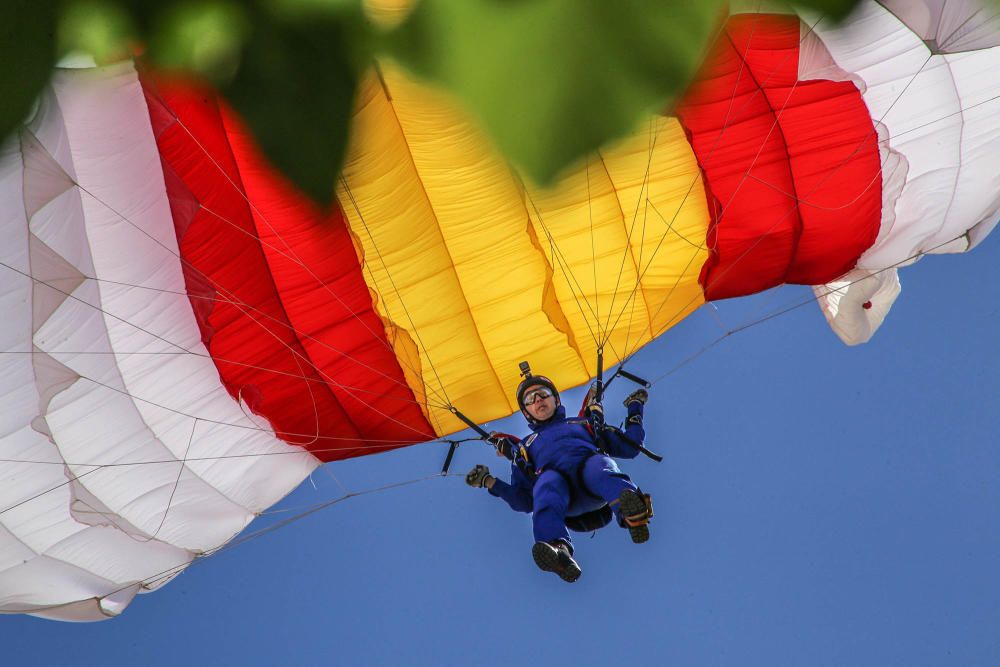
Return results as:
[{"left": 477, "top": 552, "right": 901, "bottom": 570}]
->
[
  {"left": 676, "top": 14, "right": 882, "bottom": 300},
  {"left": 141, "top": 75, "right": 436, "bottom": 461}
]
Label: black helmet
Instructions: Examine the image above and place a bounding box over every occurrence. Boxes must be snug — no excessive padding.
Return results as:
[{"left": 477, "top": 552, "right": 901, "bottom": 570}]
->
[{"left": 515, "top": 361, "right": 560, "bottom": 422}]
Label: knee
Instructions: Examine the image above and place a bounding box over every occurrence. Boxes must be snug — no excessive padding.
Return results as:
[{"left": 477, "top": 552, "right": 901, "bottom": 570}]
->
[{"left": 534, "top": 479, "right": 569, "bottom": 513}]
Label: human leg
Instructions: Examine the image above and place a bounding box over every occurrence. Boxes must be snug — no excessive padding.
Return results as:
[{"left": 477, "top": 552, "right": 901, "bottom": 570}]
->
[
  {"left": 531, "top": 471, "right": 581, "bottom": 581},
  {"left": 579, "top": 455, "right": 652, "bottom": 543},
  {"left": 531, "top": 470, "right": 572, "bottom": 548}
]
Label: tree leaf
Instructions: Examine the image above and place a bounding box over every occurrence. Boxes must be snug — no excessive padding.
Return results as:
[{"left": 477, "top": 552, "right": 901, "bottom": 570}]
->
[
  {"left": 384, "top": 0, "right": 728, "bottom": 186},
  {"left": 1, "top": 1, "right": 58, "bottom": 143},
  {"left": 217, "top": 5, "right": 367, "bottom": 207}
]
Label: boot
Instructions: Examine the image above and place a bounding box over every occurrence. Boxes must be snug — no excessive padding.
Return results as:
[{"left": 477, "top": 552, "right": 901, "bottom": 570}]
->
[
  {"left": 531, "top": 541, "right": 582, "bottom": 583},
  {"left": 617, "top": 489, "right": 652, "bottom": 544}
]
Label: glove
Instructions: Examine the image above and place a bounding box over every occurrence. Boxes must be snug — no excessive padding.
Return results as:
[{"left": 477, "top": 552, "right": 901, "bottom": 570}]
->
[
  {"left": 584, "top": 401, "right": 604, "bottom": 423},
  {"left": 465, "top": 464, "right": 493, "bottom": 488},
  {"left": 623, "top": 388, "right": 648, "bottom": 407},
  {"left": 488, "top": 432, "right": 515, "bottom": 459}
]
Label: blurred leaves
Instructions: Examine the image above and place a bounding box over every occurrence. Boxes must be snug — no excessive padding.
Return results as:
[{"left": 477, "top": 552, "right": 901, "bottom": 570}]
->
[
  {"left": 221, "top": 5, "right": 366, "bottom": 205},
  {"left": 5, "top": 0, "right": 872, "bottom": 205},
  {"left": 2, "top": 2, "right": 58, "bottom": 143},
  {"left": 58, "top": 1, "right": 136, "bottom": 64},
  {"left": 384, "top": 0, "right": 728, "bottom": 186},
  {"left": 149, "top": 1, "right": 250, "bottom": 82}
]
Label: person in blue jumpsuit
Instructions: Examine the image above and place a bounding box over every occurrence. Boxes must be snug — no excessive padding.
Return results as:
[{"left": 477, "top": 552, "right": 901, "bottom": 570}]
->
[{"left": 465, "top": 368, "right": 653, "bottom": 583}]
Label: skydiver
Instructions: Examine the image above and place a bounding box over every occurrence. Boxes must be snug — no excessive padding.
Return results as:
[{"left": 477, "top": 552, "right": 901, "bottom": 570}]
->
[{"left": 465, "top": 366, "right": 653, "bottom": 583}]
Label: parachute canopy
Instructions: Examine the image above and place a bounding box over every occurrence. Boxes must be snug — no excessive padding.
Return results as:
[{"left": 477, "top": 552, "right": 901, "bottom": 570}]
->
[{"left": 3, "top": 0, "right": 999, "bottom": 620}]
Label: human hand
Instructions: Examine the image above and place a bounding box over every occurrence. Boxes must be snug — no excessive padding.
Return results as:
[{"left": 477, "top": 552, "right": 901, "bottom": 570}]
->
[
  {"left": 465, "top": 464, "right": 494, "bottom": 488},
  {"left": 488, "top": 432, "right": 514, "bottom": 459},
  {"left": 623, "top": 388, "right": 648, "bottom": 407}
]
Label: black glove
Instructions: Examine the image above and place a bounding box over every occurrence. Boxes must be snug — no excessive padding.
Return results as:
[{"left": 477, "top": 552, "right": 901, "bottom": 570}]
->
[
  {"left": 465, "top": 464, "right": 493, "bottom": 488},
  {"left": 487, "top": 432, "right": 515, "bottom": 459},
  {"left": 623, "top": 388, "right": 648, "bottom": 407}
]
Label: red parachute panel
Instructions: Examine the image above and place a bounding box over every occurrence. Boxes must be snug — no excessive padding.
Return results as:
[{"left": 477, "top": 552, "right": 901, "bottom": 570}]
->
[
  {"left": 142, "top": 76, "right": 436, "bottom": 461},
  {"left": 677, "top": 14, "right": 882, "bottom": 300}
]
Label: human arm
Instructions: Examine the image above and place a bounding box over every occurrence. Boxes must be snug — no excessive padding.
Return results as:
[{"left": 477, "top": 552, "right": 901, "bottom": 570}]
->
[
  {"left": 622, "top": 388, "right": 647, "bottom": 445},
  {"left": 487, "top": 464, "right": 534, "bottom": 513},
  {"left": 465, "top": 462, "right": 533, "bottom": 512},
  {"left": 598, "top": 389, "right": 648, "bottom": 459}
]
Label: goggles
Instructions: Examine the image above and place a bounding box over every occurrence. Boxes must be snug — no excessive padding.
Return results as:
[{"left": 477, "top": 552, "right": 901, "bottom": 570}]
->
[{"left": 522, "top": 389, "right": 553, "bottom": 406}]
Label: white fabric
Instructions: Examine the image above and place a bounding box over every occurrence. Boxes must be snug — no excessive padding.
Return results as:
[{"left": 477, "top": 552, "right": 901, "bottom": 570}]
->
[
  {"left": 0, "top": 63, "right": 318, "bottom": 621},
  {"left": 812, "top": 269, "right": 901, "bottom": 345},
  {"left": 801, "top": 0, "right": 1000, "bottom": 343}
]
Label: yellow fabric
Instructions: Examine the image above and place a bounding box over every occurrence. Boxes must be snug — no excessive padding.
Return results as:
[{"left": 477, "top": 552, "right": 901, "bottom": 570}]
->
[{"left": 337, "top": 63, "right": 710, "bottom": 436}]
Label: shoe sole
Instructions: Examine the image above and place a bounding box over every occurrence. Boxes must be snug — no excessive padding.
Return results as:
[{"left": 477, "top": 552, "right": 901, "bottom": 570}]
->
[
  {"left": 618, "top": 490, "right": 650, "bottom": 544},
  {"left": 531, "top": 542, "right": 581, "bottom": 583}
]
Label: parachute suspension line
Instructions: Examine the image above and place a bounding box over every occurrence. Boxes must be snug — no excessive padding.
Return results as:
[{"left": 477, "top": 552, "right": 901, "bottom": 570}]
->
[
  {"left": 633, "top": 47, "right": 939, "bottom": 360},
  {"left": 29, "top": 270, "right": 443, "bottom": 412},
  {"left": 137, "top": 73, "right": 449, "bottom": 413},
  {"left": 606, "top": 117, "right": 663, "bottom": 360},
  {"left": 5, "top": 471, "right": 457, "bottom": 613},
  {"left": 59, "top": 178, "right": 450, "bottom": 440},
  {"left": 598, "top": 8, "right": 747, "bottom": 355},
  {"left": 193, "top": 206, "right": 450, "bottom": 410},
  {"left": 600, "top": 116, "right": 660, "bottom": 349},
  {"left": 0, "top": 260, "right": 196, "bottom": 358},
  {"left": 0, "top": 436, "right": 449, "bottom": 470},
  {"left": 622, "top": 9, "right": 915, "bottom": 357},
  {"left": 0, "top": 433, "right": 469, "bottom": 521},
  {"left": 644, "top": 230, "right": 972, "bottom": 390},
  {"left": 621, "top": 121, "right": 659, "bottom": 356},
  {"left": 140, "top": 70, "right": 412, "bottom": 351},
  {"left": 601, "top": 10, "right": 777, "bottom": 358},
  {"left": 0, "top": 466, "right": 101, "bottom": 517},
  {"left": 516, "top": 179, "right": 604, "bottom": 347},
  {"left": 683, "top": 85, "right": 1000, "bottom": 346},
  {"left": 142, "top": 418, "right": 200, "bottom": 543},
  {"left": 604, "top": 10, "right": 774, "bottom": 351},
  {"left": 45, "top": 368, "right": 437, "bottom": 453},
  {"left": 338, "top": 175, "right": 455, "bottom": 422},
  {"left": 587, "top": 158, "right": 600, "bottom": 336},
  {"left": 320, "top": 461, "right": 351, "bottom": 497}
]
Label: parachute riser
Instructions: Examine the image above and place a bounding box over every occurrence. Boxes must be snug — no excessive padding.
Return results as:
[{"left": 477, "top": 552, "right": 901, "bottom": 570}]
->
[
  {"left": 441, "top": 406, "right": 494, "bottom": 474},
  {"left": 590, "top": 350, "right": 661, "bottom": 463}
]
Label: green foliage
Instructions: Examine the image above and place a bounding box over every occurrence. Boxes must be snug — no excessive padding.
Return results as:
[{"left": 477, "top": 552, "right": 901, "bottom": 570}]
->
[
  {"left": 383, "top": 0, "right": 729, "bottom": 186},
  {"left": 1, "top": 2, "right": 58, "bottom": 143},
  {"left": 6, "top": 0, "right": 874, "bottom": 204},
  {"left": 220, "top": 4, "right": 366, "bottom": 205},
  {"left": 793, "top": 0, "right": 866, "bottom": 21},
  {"left": 58, "top": 0, "right": 136, "bottom": 64},
  {"left": 149, "top": 1, "right": 250, "bottom": 82}
]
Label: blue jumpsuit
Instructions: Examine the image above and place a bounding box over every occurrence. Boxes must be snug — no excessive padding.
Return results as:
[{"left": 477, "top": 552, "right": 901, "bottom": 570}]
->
[{"left": 488, "top": 403, "right": 646, "bottom": 550}]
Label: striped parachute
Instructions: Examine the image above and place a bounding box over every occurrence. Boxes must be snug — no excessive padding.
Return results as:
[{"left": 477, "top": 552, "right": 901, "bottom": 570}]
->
[{"left": 3, "top": 1, "right": 999, "bottom": 620}]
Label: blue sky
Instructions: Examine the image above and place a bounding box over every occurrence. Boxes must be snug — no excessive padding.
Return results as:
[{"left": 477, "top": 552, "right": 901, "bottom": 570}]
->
[{"left": 5, "top": 236, "right": 999, "bottom": 666}]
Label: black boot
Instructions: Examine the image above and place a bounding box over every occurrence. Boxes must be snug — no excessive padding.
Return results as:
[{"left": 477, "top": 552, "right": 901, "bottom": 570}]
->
[
  {"left": 531, "top": 541, "right": 582, "bottom": 583},
  {"left": 617, "top": 489, "right": 652, "bottom": 544}
]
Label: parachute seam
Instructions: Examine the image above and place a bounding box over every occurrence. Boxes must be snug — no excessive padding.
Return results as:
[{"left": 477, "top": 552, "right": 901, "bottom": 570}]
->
[
  {"left": 934, "top": 55, "right": 967, "bottom": 251},
  {"left": 647, "top": 230, "right": 969, "bottom": 385},
  {"left": 138, "top": 69, "right": 450, "bottom": 424},
  {"left": 1, "top": 472, "right": 453, "bottom": 615},
  {"left": 18, "top": 111, "right": 268, "bottom": 533},
  {"left": 352, "top": 75, "right": 509, "bottom": 417},
  {"left": 515, "top": 179, "right": 607, "bottom": 355},
  {"left": 604, "top": 10, "right": 783, "bottom": 358},
  {"left": 206, "top": 101, "right": 350, "bottom": 447},
  {"left": 139, "top": 64, "right": 437, "bottom": 390},
  {"left": 597, "top": 134, "right": 657, "bottom": 347}
]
